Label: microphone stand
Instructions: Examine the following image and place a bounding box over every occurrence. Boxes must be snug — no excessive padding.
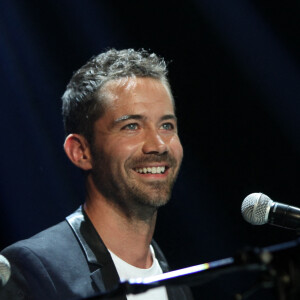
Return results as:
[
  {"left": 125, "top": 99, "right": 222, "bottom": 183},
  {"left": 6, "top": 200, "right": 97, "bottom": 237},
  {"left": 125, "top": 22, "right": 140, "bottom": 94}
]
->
[
  {"left": 235, "top": 239, "right": 300, "bottom": 300},
  {"left": 85, "top": 238, "right": 300, "bottom": 300}
]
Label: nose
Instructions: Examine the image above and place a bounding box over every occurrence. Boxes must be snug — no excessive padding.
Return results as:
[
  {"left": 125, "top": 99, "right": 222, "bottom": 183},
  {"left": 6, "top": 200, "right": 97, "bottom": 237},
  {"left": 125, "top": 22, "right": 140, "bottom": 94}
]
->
[{"left": 142, "top": 130, "right": 168, "bottom": 155}]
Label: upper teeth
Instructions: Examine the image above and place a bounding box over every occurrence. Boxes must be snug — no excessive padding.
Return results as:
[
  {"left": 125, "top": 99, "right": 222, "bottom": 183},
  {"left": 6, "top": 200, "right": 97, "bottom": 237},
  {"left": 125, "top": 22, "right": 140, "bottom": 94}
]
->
[{"left": 135, "top": 166, "right": 166, "bottom": 174}]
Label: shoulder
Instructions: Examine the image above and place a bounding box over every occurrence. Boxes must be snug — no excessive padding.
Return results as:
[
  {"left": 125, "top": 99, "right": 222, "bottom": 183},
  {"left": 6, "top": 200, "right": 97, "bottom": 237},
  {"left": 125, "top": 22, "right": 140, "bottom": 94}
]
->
[
  {"left": 0, "top": 218, "right": 92, "bottom": 300},
  {"left": 1, "top": 219, "right": 82, "bottom": 273},
  {"left": 2, "top": 220, "right": 74, "bottom": 257},
  {"left": 0, "top": 221, "right": 74, "bottom": 300},
  {"left": 1, "top": 218, "right": 88, "bottom": 277}
]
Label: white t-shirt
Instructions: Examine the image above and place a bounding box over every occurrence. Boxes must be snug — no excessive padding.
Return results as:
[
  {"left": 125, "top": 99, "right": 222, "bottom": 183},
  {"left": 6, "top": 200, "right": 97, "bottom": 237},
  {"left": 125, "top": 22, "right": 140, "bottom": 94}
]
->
[{"left": 108, "top": 245, "right": 168, "bottom": 300}]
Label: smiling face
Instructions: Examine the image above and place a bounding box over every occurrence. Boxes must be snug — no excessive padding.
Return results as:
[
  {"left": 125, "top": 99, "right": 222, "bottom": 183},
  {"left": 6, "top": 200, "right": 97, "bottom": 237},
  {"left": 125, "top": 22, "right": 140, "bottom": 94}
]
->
[{"left": 89, "top": 77, "right": 183, "bottom": 215}]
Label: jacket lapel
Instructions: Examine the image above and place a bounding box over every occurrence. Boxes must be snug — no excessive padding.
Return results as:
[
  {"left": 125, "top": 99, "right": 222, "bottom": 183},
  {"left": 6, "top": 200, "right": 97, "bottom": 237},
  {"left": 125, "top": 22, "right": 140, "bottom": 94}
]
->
[
  {"left": 66, "top": 207, "right": 126, "bottom": 300},
  {"left": 66, "top": 207, "right": 193, "bottom": 300}
]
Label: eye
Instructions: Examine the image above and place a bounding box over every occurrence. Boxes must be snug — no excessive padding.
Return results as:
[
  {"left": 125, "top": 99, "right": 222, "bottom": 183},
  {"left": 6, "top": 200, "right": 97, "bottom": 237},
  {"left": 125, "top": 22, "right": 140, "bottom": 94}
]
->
[
  {"left": 123, "top": 123, "right": 139, "bottom": 130},
  {"left": 160, "top": 123, "right": 174, "bottom": 130}
]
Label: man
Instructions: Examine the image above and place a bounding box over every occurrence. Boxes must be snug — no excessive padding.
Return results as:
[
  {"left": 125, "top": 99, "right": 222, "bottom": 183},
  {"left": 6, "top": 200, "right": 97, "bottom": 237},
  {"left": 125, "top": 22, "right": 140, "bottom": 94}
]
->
[{"left": 0, "top": 49, "right": 193, "bottom": 299}]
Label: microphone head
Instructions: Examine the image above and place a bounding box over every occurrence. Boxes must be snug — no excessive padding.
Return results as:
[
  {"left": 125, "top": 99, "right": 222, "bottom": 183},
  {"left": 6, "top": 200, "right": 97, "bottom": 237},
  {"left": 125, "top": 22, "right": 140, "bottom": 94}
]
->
[
  {"left": 0, "top": 255, "right": 11, "bottom": 287},
  {"left": 241, "top": 193, "right": 273, "bottom": 225}
]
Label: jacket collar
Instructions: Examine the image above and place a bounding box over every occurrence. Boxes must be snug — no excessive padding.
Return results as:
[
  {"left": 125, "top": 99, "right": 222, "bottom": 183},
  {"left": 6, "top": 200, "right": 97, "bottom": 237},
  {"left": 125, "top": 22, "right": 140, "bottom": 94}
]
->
[
  {"left": 66, "top": 206, "right": 125, "bottom": 299},
  {"left": 66, "top": 206, "right": 175, "bottom": 299}
]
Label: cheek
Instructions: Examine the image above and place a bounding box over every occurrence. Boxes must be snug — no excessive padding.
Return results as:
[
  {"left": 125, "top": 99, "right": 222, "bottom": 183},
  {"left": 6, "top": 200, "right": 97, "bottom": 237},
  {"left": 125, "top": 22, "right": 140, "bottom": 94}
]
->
[
  {"left": 170, "top": 136, "right": 183, "bottom": 161},
  {"left": 105, "top": 138, "right": 141, "bottom": 165}
]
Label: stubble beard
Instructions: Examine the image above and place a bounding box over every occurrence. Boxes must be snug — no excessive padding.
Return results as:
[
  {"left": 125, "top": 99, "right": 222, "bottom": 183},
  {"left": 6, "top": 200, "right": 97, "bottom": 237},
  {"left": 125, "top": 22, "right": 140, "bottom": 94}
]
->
[
  {"left": 90, "top": 151, "right": 181, "bottom": 220},
  {"left": 127, "top": 176, "right": 176, "bottom": 208}
]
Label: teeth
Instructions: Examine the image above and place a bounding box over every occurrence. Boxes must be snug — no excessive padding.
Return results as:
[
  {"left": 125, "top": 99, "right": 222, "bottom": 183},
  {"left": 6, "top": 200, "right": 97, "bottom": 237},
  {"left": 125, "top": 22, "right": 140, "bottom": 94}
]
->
[{"left": 135, "top": 166, "right": 166, "bottom": 174}]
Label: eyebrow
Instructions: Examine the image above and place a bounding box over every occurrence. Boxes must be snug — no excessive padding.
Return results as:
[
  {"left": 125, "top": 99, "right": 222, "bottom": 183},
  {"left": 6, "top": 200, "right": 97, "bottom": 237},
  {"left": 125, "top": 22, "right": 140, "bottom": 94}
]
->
[
  {"left": 113, "top": 114, "right": 177, "bottom": 124},
  {"left": 114, "top": 115, "right": 143, "bottom": 124},
  {"left": 161, "top": 114, "right": 177, "bottom": 122}
]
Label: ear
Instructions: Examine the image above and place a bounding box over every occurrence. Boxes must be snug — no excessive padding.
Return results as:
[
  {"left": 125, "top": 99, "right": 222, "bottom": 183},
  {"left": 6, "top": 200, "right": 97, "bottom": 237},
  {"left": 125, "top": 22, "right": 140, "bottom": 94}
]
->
[{"left": 64, "top": 134, "right": 92, "bottom": 171}]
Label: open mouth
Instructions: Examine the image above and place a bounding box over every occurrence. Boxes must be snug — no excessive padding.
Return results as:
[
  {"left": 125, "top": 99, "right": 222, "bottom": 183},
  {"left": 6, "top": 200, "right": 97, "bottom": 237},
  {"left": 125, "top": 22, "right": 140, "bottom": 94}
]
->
[{"left": 134, "top": 166, "right": 168, "bottom": 174}]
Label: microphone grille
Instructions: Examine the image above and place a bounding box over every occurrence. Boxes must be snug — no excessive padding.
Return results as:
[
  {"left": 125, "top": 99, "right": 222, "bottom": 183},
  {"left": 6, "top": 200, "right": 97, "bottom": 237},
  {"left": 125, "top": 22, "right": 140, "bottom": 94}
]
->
[
  {"left": 241, "top": 193, "right": 273, "bottom": 225},
  {"left": 0, "top": 255, "right": 11, "bottom": 287}
]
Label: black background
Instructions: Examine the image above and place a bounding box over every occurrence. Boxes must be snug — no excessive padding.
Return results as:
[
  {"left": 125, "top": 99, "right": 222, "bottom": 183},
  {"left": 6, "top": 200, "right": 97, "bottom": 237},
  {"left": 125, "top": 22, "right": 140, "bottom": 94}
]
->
[{"left": 0, "top": 0, "right": 299, "bottom": 299}]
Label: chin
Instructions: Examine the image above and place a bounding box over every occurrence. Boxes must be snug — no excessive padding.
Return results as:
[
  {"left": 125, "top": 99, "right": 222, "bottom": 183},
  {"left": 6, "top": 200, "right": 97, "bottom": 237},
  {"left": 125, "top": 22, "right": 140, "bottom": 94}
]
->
[{"left": 136, "top": 193, "right": 171, "bottom": 208}]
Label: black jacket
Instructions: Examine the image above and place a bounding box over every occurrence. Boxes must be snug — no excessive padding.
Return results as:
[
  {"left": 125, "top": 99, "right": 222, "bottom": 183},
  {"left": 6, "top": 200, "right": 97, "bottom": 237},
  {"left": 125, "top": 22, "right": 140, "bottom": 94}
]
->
[{"left": 0, "top": 207, "right": 193, "bottom": 300}]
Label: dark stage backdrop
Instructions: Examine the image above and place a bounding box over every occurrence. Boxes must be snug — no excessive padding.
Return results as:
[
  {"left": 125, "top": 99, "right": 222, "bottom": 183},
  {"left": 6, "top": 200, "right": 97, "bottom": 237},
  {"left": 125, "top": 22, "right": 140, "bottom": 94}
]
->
[{"left": 0, "top": 0, "right": 299, "bottom": 299}]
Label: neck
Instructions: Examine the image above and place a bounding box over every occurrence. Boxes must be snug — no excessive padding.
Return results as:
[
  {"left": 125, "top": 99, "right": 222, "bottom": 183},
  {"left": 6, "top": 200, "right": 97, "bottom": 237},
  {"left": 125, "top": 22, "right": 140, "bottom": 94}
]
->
[{"left": 84, "top": 178, "right": 157, "bottom": 268}]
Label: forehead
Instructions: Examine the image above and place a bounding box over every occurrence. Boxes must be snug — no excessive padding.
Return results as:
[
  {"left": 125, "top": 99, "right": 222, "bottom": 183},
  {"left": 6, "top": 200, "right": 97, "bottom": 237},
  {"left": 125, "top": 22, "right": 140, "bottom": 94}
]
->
[{"left": 99, "top": 77, "right": 175, "bottom": 116}]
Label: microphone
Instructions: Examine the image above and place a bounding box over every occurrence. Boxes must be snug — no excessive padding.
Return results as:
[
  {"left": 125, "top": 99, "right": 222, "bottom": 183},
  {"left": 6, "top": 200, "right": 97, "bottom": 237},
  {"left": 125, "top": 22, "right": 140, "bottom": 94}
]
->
[
  {"left": 241, "top": 192, "right": 300, "bottom": 230},
  {"left": 0, "top": 255, "right": 11, "bottom": 287}
]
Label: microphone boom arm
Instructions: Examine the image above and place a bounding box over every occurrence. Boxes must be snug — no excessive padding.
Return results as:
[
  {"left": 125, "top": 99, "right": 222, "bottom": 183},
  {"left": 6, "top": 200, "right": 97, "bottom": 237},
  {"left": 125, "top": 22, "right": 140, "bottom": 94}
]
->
[{"left": 86, "top": 238, "right": 300, "bottom": 299}]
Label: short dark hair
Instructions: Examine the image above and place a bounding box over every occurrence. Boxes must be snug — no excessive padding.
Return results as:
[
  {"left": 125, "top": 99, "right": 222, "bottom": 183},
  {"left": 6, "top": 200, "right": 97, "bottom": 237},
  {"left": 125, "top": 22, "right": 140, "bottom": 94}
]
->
[{"left": 62, "top": 48, "right": 171, "bottom": 143}]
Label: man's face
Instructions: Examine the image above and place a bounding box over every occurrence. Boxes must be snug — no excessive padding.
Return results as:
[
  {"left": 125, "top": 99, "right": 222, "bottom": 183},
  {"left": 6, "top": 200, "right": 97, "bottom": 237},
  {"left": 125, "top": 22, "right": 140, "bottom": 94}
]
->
[{"left": 89, "top": 77, "right": 183, "bottom": 212}]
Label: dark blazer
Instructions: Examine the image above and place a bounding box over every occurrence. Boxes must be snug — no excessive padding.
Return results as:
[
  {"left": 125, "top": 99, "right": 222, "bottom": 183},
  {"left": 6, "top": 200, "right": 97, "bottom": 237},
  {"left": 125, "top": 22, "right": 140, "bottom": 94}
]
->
[{"left": 0, "top": 207, "right": 193, "bottom": 300}]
